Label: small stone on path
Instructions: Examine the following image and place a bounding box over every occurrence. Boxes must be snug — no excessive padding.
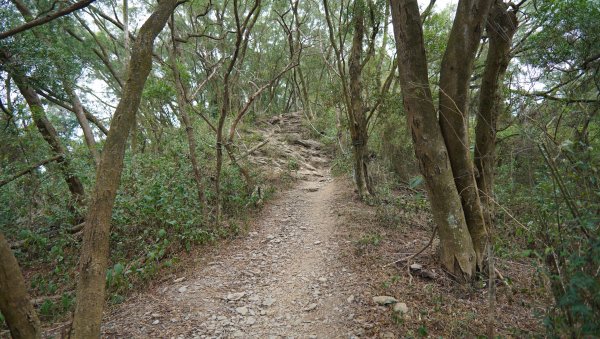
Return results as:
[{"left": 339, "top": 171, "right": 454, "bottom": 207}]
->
[
  {"left": 373, "top": 296, "right": 398, "bottom": 305},
  {"left": 393, "top": 302, "right": 408, "bottom": 314},
  {"left": 304, "top": 303, "right": 318, "bottom": 312},
  {"left": 226, "top": 292, "right": 246, "bottom": 301},
  {"left": 409, "top": 263, "right": 423, "bottom": 271},
  {"left": 263, "top": 297, "right": 276, "bottom": 306},
  {"left": 236, "top": 306, "right": 249, "bottom": 315}
]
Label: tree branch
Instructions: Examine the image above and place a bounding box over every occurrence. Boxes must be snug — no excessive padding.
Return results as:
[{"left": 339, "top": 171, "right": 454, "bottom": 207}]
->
[
  {"left": 0, "top": 154, "right": 64, "bottom": 187},
  {"left": 0, "top": 0, "right": 96, "bottom": 40}
]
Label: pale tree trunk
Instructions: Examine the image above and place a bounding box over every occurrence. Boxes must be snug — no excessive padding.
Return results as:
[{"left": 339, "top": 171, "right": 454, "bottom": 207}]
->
[
  {"left": 348, "top": 0, "right": 373, "bottom": 199},
  {"left": 475, "top": 0, "right": 517, "bottom": 227},
  {"left": 437, "top": 0, "right": 493, "bottom": 269},
  {"left": 70, "top": 0, "right": 179, "bottom": 336},
  {"left": 390, "top": 0, "right": 476, "bottom": 279},
  {"left": 64, "top": 82, "right": 100, "bottom": 166},
  {"left": 169, "top": 20, "right": 207, "bottom": 215},
  {"left": 0, "top": 232, "right": 41, "bottom": 339}
]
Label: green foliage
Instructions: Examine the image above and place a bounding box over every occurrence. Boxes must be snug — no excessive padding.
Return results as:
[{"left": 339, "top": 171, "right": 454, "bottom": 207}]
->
[
  {"left": 495, "top": 110, "right": 600, "bottom": 336},
  {"left": 287, "top": 157, "right": 299, "bottom": 171},
  {"left": 354, "top": 231, "right": 382, "bottom": 256},
  {"left": 522, "top": 0, "right": 600, "bottom": 71}
]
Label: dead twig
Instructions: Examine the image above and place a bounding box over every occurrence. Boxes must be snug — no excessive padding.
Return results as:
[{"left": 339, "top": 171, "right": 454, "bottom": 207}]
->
[{"left": 382, "top": 226, "right": 438, "bottom": 268}]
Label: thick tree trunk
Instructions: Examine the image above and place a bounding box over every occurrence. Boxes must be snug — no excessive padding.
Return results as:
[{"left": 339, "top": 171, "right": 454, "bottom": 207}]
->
[
  {"left": 70, "top": 0, "right": 179, "bottom": 336},
  {"left": 348, "top": 0, "right": 373, "bottom": 199},
  {"left": 390, "top": 0, "right": 476, "bottom": 279},
  {"left": 0, "top": 232, "right": 41, "bottom": 339},
  {"left": 438, "top": 0, "right": 493, "bottom": 268},
  {"left": 475, "top": 0, "right": 517, "bottom": 227}
]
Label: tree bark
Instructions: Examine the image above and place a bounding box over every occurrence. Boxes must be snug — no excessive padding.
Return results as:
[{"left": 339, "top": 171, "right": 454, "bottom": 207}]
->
[
  {"left": 70, "top": 0, "right": 179, "bottom": 336},
  {"left": 475, "top": 0, "right": 517, "bottom": 228},
  {"left": 437, "top": 0, "right": 493, "bottom": 268},
  {"left": 390, "top": 0, "right": 476, "bottom": 279},
  {"left": 11, "top": 0, "right": 101, "bottom": 167},
  {"left": 64, "top": 82, "right": 100, "bottom": 166},
  {"left": 348, "top": 0, "right": 373, "bottom": 199},
  {"left": 0, "top": 232, "right": 41, "bottom": 339},
  {"left": 169, "top": 20, "right": 207, "bottom": 215},
  {"left": 215, "top": 0, "right": 261, "bottom": 225},
  {"left": 3, "top": 68, "right": 86, "bottom": 211}
]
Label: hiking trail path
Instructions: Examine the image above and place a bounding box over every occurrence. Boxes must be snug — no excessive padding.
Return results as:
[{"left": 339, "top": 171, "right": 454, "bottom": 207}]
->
[{"left": 103, "top": 113, "right": 378, "bottom": 338}]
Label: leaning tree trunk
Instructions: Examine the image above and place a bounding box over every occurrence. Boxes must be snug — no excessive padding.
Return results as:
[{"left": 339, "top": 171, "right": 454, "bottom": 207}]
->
[
  {"left": 70, "top": 0, "right": 179, "bottom": 336},
  {"left": 3, "top": 69, "right": 86, "bottom": 214},
  {"left": 390, "top": 0, "right": 476, "bottom": 279},
  {"left": 348, "top": 0, "right": 373, "bottom": 199},
  {"left": 475, "top": 0, "right": 517, "bottom": 227},
  {"left": 0, "top": 232, "right": 41, "bottom": 339},
  {"left": 437, "top": 0, "right": 493, "bottom": 269},
  {"left": 10, "top": 2, "right": 101, "bottom": 168}
]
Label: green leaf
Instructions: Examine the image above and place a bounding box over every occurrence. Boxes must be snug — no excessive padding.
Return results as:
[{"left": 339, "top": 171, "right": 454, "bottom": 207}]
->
[{"left": 113, "top": 263, "right": 124, "bottom": 275}]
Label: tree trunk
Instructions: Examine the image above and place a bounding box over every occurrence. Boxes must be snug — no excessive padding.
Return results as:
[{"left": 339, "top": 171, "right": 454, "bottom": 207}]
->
[
  {"left": 70, "top": 0, "right": 179, "bottom": 336},
  {"left": 5, "top": 70, "right": 86, "bottom": 212},
  {"left": 9, "top": 1, "right": 100, "bottom": 167},
  {"left": 64, "top": 81, "right": 100, "bottom": 166},
  {"left": 390, "top": 0, "right": 476, "bottom": 279},
  {"left": 170, "top": 21, "right": 207, "bottom": 215},
  {"left": 0, "top": 232, "right": 41, "bottom": 339},
  {"left": 475, "top": 0, "right": 517, "bottom": 228},
  {"left": 437, "top": 0, "right": 493, "bottom": 268},
  {"left": 348, "top": 0, "right": 372, "bottom": 199}
]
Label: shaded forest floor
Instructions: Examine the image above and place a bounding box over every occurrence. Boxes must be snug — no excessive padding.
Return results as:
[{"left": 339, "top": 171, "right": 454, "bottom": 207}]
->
[{"left": 92, "top": 113, "right": 547, "bottom": 338}]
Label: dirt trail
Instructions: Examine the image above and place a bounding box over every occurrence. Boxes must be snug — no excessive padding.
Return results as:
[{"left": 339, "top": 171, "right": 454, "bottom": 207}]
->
[
  {"left": 100, "top": 112, "right": 543, "bottom": 338},
  {"left": 103, "top": 114, "right": 370, "bottom": 338}
]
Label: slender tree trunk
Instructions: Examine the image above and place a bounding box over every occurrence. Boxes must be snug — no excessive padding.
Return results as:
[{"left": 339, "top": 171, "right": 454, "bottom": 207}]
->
[
  {"left": 169, "top": 20, "right": 207, "bottom": 214},
  {"left": 64, "top": 82, "right": 100, "bottom": 166},
  {"left": 348, "top": 0, "right": 373, "bottom": 199},
  {"left": 437, "top": 0, "right": 493, "bottom": 268},
  {"left": 0, "top": 232, "right": 41, "bottom": 339},
  {"left": 13, "top": 0, "right": 100, "bottom": 166},
  {"left": 475, "top": 0, "right": 517, "bottom": 228},
  {"left": 390, "top": 0, "right": 476, "bottom": 279},
  {"left": 6, "top": 71, "right": 86, "bottom": 211},
  {"left": 215, "top": 0, "right": 261, "bottom": 225},
  {"left": 70, "top": 1, "right": 179, "bottom": 336}
]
